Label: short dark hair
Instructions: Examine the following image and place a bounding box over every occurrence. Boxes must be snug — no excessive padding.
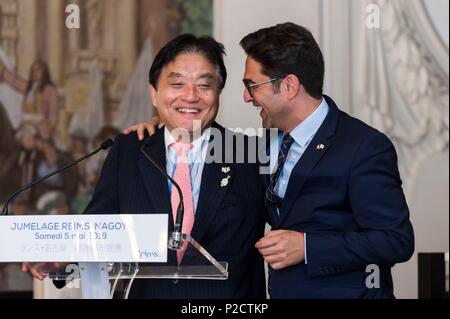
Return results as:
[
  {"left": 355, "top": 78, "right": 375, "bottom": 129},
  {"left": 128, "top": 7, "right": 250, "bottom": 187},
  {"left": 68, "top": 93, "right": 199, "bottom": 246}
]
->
[
  {"left": 149, "top": 34, "right": 227, "bottom": 90},
  {"left": 240, "top": 22, "right": 324, "bottom": 99}
]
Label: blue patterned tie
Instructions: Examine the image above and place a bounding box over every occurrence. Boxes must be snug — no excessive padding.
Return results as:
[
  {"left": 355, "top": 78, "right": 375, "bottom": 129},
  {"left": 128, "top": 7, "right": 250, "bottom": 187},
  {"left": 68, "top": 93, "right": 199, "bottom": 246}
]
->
[{"left": 265, "top": 133, "right": 294, "bottom": 207}]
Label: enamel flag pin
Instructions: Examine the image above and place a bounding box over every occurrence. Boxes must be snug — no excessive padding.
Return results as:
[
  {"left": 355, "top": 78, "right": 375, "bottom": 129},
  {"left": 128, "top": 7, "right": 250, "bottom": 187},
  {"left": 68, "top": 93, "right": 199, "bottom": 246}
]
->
[{"left": 316, "top": 144, "right": 325, "bottom": 150}]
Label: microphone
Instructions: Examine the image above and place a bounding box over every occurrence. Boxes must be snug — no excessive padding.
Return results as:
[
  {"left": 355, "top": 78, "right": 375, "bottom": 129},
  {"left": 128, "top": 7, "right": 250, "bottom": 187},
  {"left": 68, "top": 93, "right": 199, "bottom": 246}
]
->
[
  {"left": 1, "top": 138, "right": 114, "bottom": 216},
  {"left": 140, "top": 138, "right": 184, "bottom": 250}
]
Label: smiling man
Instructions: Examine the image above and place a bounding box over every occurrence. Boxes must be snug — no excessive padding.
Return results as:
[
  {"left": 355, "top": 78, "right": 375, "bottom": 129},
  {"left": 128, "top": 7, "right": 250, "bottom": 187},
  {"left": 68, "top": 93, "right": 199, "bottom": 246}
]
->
[
  {"left": 23, "top": 34, "right": 266, "bottom": 299},
  {"left": 85, "top": 34, "right": 267, "bottom": 298},
  {"left": 148, "top": 41, "right": 221, "bottom": 139},
  {"left": 240, "top": 22, "right": 414, "bottom": 299}
]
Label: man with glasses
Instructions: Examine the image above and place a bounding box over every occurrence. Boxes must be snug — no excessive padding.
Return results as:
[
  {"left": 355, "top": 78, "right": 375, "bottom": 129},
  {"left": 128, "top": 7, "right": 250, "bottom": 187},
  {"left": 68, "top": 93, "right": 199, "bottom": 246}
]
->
[
  {"left": 242, "top": 76, "right": 287, "bottom": 98},
  {"left": 126, "top": 22, "right": 414, "bottom": 299},
  {"left": 239, "top": 22, "right": 414, "bottom": 298}
]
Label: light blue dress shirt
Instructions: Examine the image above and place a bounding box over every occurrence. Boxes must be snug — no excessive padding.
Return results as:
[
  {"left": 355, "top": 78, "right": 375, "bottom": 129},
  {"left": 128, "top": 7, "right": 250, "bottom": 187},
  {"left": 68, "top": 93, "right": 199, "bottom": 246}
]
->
[
  {"left": 270, "top": 97, "right": 329, "bottom": 200},
  {"left": 164, "top": 127, "right": 211, "bottom": 214},
  {"left": 269, "top": 97, "right": 329, "bottom": 263}
]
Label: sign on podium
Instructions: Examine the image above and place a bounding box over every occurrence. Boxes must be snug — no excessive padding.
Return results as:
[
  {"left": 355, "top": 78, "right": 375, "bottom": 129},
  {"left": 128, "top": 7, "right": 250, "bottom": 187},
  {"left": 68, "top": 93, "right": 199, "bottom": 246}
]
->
[{"left": 0, "top": 214, "right": 228, "bottom": 299}]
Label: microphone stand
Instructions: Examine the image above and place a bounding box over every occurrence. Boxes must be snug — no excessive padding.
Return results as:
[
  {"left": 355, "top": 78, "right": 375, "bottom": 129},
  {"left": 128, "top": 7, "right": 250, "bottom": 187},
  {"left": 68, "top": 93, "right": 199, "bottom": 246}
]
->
[
  {"left": 1, "top": 139, "right": 114, "bottom": 216},
  {"left": 140, "top": 140, "right": 184, "bottom": 250}
]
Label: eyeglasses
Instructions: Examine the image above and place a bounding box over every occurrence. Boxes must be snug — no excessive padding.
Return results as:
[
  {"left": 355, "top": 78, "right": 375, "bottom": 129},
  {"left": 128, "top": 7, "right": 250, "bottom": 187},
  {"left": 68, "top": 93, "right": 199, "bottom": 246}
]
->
[{"left": 242, "top": 76, "right": 286, "bottom": 98}]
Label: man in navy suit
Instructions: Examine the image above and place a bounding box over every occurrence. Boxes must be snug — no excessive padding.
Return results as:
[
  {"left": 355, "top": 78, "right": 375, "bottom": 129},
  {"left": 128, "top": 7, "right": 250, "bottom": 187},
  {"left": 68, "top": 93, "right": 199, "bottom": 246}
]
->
[{"left": 240, "top": 22, "right": 414, "bottom": 298}]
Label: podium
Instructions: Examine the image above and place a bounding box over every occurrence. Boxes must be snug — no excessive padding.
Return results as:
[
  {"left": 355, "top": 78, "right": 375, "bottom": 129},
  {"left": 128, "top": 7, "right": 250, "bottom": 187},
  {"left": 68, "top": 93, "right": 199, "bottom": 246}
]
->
[
  {"left": 48, "top": 233, "right": 228, "bottom": 299},
  {"left": 0, "top": 214, "right": 228, "bottom": 299}
]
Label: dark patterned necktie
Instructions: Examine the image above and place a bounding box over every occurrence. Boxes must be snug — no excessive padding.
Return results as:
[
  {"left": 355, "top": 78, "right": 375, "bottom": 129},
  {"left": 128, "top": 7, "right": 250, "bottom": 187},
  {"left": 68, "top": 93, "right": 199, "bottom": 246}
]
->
[{"left": 265, "top": 133, "right": 294, "bottom": 207}]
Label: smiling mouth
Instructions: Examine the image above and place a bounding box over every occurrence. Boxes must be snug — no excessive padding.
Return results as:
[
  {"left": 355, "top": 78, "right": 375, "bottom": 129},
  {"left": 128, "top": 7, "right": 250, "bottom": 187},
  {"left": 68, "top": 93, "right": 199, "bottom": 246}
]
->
[{"left": 176, "top": 108, "right": 201, "bottom": 114}]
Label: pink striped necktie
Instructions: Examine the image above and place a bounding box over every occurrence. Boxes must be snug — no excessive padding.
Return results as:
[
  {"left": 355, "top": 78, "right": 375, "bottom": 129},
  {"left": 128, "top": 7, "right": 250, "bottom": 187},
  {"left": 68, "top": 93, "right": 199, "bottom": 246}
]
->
[{"left": 170, "top": 142, "right": 194, "bottom": 264}]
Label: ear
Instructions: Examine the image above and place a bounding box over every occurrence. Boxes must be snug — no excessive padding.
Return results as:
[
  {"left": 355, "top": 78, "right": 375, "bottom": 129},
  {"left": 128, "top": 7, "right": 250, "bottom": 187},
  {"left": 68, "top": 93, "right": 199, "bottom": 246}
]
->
[
  {"left": 283, "top": 74, "right": 301, "bottom": 100},
  {"left": 149, "top": 84, "right": 159, "bottom": 109}
]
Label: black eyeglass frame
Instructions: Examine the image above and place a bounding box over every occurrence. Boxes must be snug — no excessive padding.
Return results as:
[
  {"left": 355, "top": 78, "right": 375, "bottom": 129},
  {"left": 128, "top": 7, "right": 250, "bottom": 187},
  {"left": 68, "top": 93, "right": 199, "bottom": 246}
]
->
[{"left": 242, "top": 75, "right": 287, "bottom": 98}]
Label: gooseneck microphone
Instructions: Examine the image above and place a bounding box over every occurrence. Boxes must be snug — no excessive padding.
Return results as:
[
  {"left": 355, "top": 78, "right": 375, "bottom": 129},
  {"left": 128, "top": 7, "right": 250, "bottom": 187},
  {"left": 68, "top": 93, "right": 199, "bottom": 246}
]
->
[
  {"left": 140, "top": 138, "right": 184, "bottom": 250},
  {"left": 1, "top": 138, "right": 114, "bottom": 216}
]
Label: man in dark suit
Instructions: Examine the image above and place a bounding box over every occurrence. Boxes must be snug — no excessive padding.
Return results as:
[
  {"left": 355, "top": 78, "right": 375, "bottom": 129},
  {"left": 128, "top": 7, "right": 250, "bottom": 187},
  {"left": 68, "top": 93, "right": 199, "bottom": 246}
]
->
[
  {"left": 86, "top": 126, "right": 265, "bottom": 299},
  {"left": 240, "top": 22, "right": 414, "bottom": 298},
  {"left": 87, "top": 34, "right": 266, "bottom": 298},
  {"left": 125, "top": 22, "right": 415, "bottom": 299},
  {"left": 23, "top": 34, "right": 266, "bottom": 299}
]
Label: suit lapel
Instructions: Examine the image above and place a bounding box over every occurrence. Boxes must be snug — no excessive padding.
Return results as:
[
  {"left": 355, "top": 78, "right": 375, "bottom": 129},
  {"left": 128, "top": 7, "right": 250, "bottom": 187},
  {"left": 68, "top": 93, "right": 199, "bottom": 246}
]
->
[
  {"left": 191, "top": 123, "right": 233, "bottom": 243},
  {"left": 276, "top": 96, "right": 340, "bottom": 227},
  {"left": 137, "top": 123, "right": 234, "bottom": 241},
  {"left": 138, "top": 128, "right": 173, "bottom": 227}
]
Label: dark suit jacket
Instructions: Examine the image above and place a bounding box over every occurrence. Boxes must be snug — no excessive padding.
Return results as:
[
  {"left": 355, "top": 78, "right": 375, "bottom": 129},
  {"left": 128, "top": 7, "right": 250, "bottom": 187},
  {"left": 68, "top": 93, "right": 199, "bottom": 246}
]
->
[
  {"left": 266, "top": 96, "right": 414, "bottom": 299},
  {"left": 85, "top": 122, "right": 266, "bottom": 299}
]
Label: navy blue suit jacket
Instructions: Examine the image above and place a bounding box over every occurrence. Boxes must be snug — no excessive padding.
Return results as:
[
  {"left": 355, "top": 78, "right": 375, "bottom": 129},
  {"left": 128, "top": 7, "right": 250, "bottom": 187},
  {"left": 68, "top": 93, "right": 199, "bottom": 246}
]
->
[
  {"left": 267, "top": 96, "right": 414, "bottom": 298},
  {"left": 85, "top": 123, "right": 266, "bottom": 298}
]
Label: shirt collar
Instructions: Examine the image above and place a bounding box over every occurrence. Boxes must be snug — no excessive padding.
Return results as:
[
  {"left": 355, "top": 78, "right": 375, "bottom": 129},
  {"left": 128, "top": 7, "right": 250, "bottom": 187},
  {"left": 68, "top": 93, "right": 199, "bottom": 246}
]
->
[
  {"left": 289, "top": 97, "right": 329, "bottom": 147},
  {"left": 164, "top": 126, "right": 211, "bottom": 159}
]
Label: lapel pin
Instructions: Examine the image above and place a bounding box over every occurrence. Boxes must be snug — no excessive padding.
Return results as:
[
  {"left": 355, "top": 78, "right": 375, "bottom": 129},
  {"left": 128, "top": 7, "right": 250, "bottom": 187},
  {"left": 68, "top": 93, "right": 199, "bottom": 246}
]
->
[
  {"left": 316, "top": 144, "right": 325, "bottom": 150},
  {"left": 220, "top": 175, "right": 231, "bottom": 187},
  {"left": 221, "top": 166, "right": 230, "bottom": 173}
]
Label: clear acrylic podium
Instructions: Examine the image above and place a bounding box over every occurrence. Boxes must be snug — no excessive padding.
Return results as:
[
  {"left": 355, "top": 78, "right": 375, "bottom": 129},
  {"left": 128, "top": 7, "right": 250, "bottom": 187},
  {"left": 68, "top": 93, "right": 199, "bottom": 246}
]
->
[{"left": 47, "top": 233, "right": 228, "bottom": 299}]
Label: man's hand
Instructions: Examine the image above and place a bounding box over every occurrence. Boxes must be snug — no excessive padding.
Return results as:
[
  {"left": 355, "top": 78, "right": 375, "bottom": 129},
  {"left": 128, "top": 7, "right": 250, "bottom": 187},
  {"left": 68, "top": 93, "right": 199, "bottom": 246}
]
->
[
  {"left": 122, "top": 115, "right": 163, "bottom": 141},
  {"left": 22, "top": 262, "right": 66, "bottom": 281},
  {"left": 255, "top": 230, "right": 305, "bottom": 270}
]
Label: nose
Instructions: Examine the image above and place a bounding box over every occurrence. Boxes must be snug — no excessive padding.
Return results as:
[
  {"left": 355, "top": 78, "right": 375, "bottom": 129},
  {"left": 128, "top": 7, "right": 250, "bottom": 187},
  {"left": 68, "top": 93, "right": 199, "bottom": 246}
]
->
[
  {"left": 243, "top": 87, "right": 253, "bottom": 103},
  {"left": 182, "top": 84, "right": 200, "bottom": 103}
]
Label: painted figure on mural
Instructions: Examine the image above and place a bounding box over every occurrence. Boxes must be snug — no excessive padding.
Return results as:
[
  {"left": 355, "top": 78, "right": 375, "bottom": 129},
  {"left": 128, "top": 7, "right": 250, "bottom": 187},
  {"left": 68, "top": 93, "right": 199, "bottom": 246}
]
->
[
  {"left": 0, "top": 60, "right": 59, "bottom": 134},
  {"left": 0, "top": 0, "right": 214, "bottom": 297},
  {"left": 0, "top": 102, "right": 20, "bottom": 202},
  {"left": 0, "top": 59, "right": 78, "bottom": 213}
]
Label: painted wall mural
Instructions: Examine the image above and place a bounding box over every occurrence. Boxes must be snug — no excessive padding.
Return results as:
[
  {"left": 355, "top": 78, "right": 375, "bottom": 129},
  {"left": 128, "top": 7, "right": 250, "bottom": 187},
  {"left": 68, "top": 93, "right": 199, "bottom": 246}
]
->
[{"left": 0, "top": 0, "right": 213, "bottom": 294}]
